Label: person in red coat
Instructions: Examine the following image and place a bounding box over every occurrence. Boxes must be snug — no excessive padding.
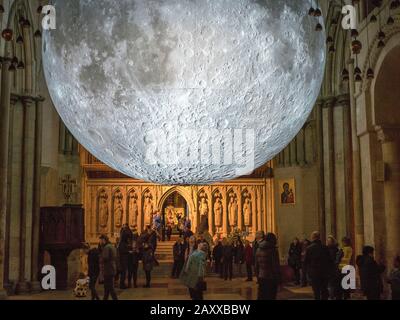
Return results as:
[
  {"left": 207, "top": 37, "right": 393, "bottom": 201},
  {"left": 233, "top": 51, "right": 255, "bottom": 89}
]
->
[{"left": 244, "top": 240, "right": 253, "bottom": 281}]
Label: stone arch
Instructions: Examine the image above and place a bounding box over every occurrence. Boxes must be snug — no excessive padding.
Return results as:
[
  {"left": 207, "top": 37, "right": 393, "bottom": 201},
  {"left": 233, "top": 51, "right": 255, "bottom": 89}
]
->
[
  {"left": 157, "top": 186, "right": 195, "bottom": 223},
  {"left": 369, "top": 32, "right": 400, "bottom": 126},
  {"left": 370, "top": 39, "right": 400, "bottom": 266},
  {"left": 5, "top": 0, "right": 39, "bottom": 94},
  {"left": 362, "top": 26, "right": 400, "bottom": 93},
  {"left": 322, "top": 1, "right": 351, "bottom": 97}
]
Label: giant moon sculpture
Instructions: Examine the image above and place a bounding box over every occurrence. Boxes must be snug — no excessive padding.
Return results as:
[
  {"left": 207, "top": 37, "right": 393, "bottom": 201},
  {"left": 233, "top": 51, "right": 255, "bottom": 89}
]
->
[{"left": 43, "top": 0, "right": 326, "bottom": 185}]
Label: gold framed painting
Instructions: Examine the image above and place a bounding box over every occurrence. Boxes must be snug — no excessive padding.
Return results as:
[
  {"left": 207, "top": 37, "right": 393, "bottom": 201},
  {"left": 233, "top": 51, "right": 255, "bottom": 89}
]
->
[{"left": 278, "top": 178, "right": 296, "bottom": 205}]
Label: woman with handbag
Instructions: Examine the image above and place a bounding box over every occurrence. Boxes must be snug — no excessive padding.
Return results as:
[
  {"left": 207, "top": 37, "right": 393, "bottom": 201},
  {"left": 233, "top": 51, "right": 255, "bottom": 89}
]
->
[{"left": 180, "top": 242, "right": 208, "bottom": 300}]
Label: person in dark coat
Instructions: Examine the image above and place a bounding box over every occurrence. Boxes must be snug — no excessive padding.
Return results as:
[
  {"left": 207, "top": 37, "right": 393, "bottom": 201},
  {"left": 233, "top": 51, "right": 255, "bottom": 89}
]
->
[
  {"left": 183, "top": 227, "right": 194, "bottom": 241},
  {"left": 300, "top": 239, "right": 310, "bottom": 287},
  {"left": 304, "top": 231, "right": 334, "bottom": 300},
  {"left": 288, "top": 237, "right": 302, "bottom": 285},
  {"left": 99, "top": 234, "right": 118, "bottom": 300},
  {"left": 255, "top": 233, "right": 281, "bottom": 300},
  {"left": 253, "top": 231, "right": 265, "bottom": 278},
  {"left": 212, "top": 239, "right": 223, "bottom": 276},
  {"left": 171, "top": 237, "right": 185, "bottom": 278},
  {"left": 244, "top": 240, "right": 253, "bottom": 281},
  {"left": 233, "top": 239, "right": 245, "bottom": 277},
  {"left": 221, "top": 238, "right": 234, "bottom": 280},
  {"left": 166, "top": 224, "right": 173, "bottom": 241},
  {"left": 326, "top": 235, "right": 341, "bottom": 299},
  {"left": 87, "top": 244, "right": 100, "bottom": 300},
  {"left": 388, "top": 255, "right": 400, "bottom": 300},
  {"left": 138, "top": 226, "right": 151, "bottom": 260},
  {"left": 118, "top": 224, "right": 132, "bottom": 289},
  {"left": 148, "top": 228, "right": 158, "bottom": 254},
  {"left": 356, "top": 246, "right": 385, "bottom": 300},
  {"left": 142, "top": 243, "right": 155, "bottom": 288},
  {"left": 127, "top": 228, "right": 139, "bottom": 288}
]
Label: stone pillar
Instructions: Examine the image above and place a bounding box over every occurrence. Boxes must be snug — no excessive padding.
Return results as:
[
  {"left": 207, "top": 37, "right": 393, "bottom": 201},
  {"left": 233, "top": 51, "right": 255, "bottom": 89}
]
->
[
  {"left": 322, "top": 98, "right": 336, "bottom": 237},
  {"left": 333, "top": 95, "right": 352, "bottom": 240},
  {"left": 349, "top": 59, "right": 364, "bottom": 256},
  {"left": 315, "top": 99, "right": 326, "bottom": 241},
  {"left": 16, "top": 99, "right": 35, "bottom": 294},
  {"left": 0, "top": 60, "right": 12, "bottom": 299},
  {"left": 31, "top": 98, "right": 44, "bottom": 292},
  {"left": 376, "top": 126, "right": 400, "bottom": 265}
]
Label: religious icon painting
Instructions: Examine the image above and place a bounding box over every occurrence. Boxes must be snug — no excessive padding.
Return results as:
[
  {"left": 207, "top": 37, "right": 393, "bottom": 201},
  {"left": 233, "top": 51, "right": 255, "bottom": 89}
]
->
[{"left": 278, "top": 178, "right": 296, "bottom": 205}]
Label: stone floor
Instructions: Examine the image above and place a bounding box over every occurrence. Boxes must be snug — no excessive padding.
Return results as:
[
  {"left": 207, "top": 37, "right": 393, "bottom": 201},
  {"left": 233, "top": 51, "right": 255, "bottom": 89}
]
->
[{"left": 9, "top": 276, "right": 317, "bottom": 300}]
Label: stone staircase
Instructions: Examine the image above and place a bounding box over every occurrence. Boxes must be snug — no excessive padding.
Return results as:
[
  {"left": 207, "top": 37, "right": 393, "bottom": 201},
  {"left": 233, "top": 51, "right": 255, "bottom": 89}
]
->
[
  {"left": 155, "top": 239, "right": 175, "bottom": 262},
  {"left": 137, "top": 237, "right": 177, "bottom": 278}
]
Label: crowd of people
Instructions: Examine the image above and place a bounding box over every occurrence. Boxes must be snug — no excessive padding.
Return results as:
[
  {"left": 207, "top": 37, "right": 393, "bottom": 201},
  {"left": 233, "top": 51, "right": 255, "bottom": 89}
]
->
[
  {"left": 287, "top": 231, "right": 400, "bottom": 300},
  {"left": 76, "top": 223, "right": 400, "bottom": 301},
  {"left": 83, "top": 224, "right": 160, "bottom": 300}
]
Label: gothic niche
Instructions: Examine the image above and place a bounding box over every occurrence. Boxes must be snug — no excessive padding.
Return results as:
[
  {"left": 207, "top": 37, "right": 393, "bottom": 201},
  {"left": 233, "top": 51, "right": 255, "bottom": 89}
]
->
[
  {"left": 228, "top": 189, "right": 238, "bottom": 228},
  {"left": 97, "top": 189, "right": 109, "bottom": 231},
  {"left": 143, "top": 189, "right": 154, "bottom": 227},
  {"left": 242, "top": 189, "right": 252, "bottom": 227},
  {"left": 113, "top": 189, "right": 124, "bottom": 229},
  {"left": 198, "top": 190, "right": 209, "bottom": 233},
  {"left": 128, "top": 189, "right": 139, "bottom": 228},
  {"left": 213, "top": 190, "right": 223, "bottom": 228}
]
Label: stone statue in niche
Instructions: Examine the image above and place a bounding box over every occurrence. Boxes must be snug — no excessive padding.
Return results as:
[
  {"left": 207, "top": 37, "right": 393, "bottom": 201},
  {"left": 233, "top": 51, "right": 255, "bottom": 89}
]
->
[
  {"left": 198, "top": 191, "right": 209, "bottom": 233},
  {"left": 199, "top": 193, "right": 209, "bottom": 217},
  {"left": 143, "top": 190, "right": 154, "bottom": 227},
  {"left": 98, "top": 189, "right": 109, "bottom": 229},
  {"left": 243, "top": 192, "right": 252, "bottom": 227},
  {"left": 213, "top": 192, "right": 223, "bottom": 227},
  {"left": 114, "top": 191, "right": 124, "bottom": 228},
  {"left": 228, "top": 191, "right": 238, "bottom": 227},
  {"left": 128, "top": 190, "right": 139, "bottom": 228}
]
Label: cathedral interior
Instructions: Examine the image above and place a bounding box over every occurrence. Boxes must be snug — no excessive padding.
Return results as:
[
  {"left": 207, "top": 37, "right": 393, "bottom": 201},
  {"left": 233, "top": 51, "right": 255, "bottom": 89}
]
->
[{"left": 0, "top": 0, "right": 399, "bottom": 300}]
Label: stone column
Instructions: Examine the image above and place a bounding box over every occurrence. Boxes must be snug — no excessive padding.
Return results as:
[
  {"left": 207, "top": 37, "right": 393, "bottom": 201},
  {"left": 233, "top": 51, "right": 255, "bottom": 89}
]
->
[
  {"left": 348, "top": 58, "right": 364, "bottom": 256},
  {"left": 322, "top": 98, "right": 336, "bottom": 237},
  {"left": 376, "top": 126, "right": 400, "bottom": 265},
  {"left": 16, "top": 99, "right": 34, "bottom": 294},
  {"left": 31, "top": 98, "right": 44, "bottom": 292},
  {"left": 0, "top": 60, "right": 12, "bottom": 299},
  {"left": 314, "top": 100, "right": 325, "bottom": 240}
]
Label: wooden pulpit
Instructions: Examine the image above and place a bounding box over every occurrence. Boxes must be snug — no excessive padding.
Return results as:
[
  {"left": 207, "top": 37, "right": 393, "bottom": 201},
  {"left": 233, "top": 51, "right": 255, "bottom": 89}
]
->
[{"left": 39, "top": 205, "right": 85, "bottom": 290}]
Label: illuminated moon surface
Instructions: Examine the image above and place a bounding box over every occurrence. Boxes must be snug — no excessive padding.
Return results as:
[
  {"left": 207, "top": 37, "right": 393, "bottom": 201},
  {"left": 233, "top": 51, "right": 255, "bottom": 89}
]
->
[{"left": 43, "top": 0, "right": 325, "bottom": 185}]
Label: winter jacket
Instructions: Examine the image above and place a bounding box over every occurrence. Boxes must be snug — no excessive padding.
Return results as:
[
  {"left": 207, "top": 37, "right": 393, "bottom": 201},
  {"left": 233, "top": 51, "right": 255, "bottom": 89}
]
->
[
  {"left": 87, "top": 248, "right": 100, "bottom": 277},
  {"left": 101, "top": 243, "right": 117, "bottom": 277},
  {"left": 180, "top": 249, "right": 206, "bottom": 289},
  {"left": 142, "top": 248, "right": 155, "bottom": 272},
  {"left": 304, "top": 240, "right": 334, "bottom": 280},
  {"left": 356, "top": 254, "right": 385, "bottom": 296},
  {"left": 255, "top": 240, "right": 281, "bottom": 282}
]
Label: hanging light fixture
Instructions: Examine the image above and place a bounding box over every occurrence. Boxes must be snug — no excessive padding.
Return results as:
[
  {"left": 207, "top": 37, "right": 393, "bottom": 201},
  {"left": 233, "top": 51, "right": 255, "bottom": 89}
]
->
[
  {"left": 366, "top": 0, "right": 374, "bottom": 80},
  {"left": 34, "top": 5, "right": 43, "bottom": 38}
]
